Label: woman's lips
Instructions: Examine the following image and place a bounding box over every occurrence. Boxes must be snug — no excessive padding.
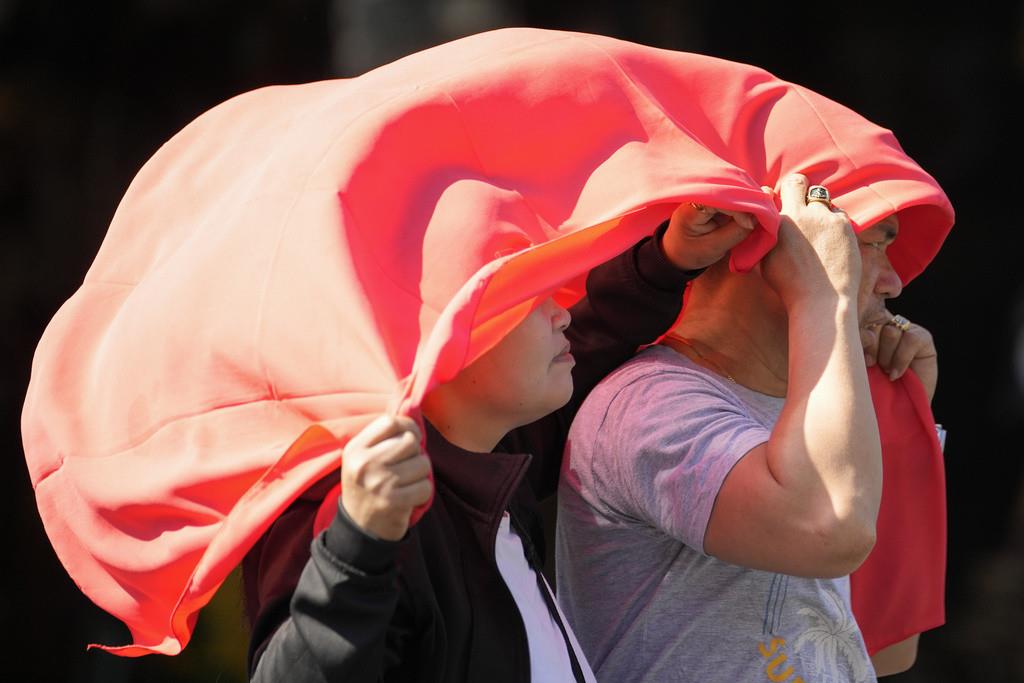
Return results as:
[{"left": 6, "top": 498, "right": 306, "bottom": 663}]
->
[{"left": 553, "top": 342, "right": 574, "bottom": 364}]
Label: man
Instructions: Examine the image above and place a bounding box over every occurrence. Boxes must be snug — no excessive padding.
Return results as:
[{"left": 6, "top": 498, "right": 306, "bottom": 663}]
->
[
  {"left": 244, "top": 201, "right": 758, "bottom": 682},
  {"left": 555, "top": 174, "right": 939, "bottom": 682}
]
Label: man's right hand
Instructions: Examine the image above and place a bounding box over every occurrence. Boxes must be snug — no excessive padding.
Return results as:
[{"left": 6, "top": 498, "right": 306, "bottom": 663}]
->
[
  {"left": 340, "top": 415, "right": 433, "bottom": 541},
  {"left": 762, "top": 174, "right": 862, "bottom": 307}
]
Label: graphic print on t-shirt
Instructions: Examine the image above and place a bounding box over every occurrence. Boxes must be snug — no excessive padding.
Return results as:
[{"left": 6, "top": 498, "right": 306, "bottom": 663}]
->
[
  {"left": 793, "top": 587, "right": 871, "bottom": 682},
  {"left": 757, "top": 580, "right": 871, "bottom": 683}
]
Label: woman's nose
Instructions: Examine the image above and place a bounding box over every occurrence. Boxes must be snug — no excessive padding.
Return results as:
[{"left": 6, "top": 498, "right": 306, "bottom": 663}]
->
[{"left": 548, "top": 299, "right": 571, "bottom": 332}]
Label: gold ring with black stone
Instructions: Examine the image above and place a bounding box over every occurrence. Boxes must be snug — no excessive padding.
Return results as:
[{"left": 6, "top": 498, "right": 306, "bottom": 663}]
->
[{"left": 806, "top": 185, "right": 831, "bottom": 207}]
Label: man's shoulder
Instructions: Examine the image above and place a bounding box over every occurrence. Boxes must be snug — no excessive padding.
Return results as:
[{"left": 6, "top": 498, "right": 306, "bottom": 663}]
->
[
  {"left": 585, "top": 345, "right": 735, "bottom": 410},
  {"left": 570, "top": 346, "right": 740, "bottom": 453}
]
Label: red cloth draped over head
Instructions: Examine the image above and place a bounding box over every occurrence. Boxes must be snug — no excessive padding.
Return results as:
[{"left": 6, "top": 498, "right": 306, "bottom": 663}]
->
[{"left": 22, "top": 28, "right": 953, "bottom": 656}]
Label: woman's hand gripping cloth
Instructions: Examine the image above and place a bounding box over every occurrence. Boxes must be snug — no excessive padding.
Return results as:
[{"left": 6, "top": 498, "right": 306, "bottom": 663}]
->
[{"left": 21, "top": 27, "right": 953, "bottom": 656}]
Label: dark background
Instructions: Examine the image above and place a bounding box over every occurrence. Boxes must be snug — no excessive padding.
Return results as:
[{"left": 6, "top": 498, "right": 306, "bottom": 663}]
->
[{"left": 4, "top": 1, "right": 1022, "bottom": 680}]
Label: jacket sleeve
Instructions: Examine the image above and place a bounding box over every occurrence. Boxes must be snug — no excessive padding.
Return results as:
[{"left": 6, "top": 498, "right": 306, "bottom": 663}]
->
[
  {"left": 504, "top": 221, "right": 701, "bottom": 500},
  {"left": 249, "top": 501, "right": 408, "bottom": 682}
]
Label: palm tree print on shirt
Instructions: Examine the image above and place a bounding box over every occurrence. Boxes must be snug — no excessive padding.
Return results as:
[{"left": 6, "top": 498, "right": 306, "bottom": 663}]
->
[{"left": 792, "top": 586, "right": 871, "bottom": 682}]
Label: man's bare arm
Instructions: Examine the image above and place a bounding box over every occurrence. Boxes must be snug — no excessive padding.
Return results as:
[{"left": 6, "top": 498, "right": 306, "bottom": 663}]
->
[{"left": 704, "top": 174, "right": 882, "bottom": 578}]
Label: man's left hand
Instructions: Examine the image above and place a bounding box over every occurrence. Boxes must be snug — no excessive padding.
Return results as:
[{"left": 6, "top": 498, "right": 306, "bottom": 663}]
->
[{"left": 863, "top": 313, "right": 938, "bottom": 402}]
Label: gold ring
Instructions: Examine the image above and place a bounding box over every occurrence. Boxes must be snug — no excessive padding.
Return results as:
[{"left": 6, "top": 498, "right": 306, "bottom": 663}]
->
[
  {"left": 887, "top": 314, "right": 911, "bottom": 332},
  {"left": 806, "top": 185, "right": 831, "bottom": 207}
]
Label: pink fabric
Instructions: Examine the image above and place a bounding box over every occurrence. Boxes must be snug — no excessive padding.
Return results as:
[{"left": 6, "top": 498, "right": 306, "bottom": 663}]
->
[
  {"left": 851, "top": 368, "right": 947, "bottom": 654},
  {"left": 22, "top": 28, "right": 953, "bottom": 656}
]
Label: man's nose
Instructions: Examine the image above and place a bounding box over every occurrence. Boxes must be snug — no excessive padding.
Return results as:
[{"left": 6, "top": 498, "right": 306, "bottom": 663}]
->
[{"left": 876, "top": 258, "right": 903, "bottom": 300}]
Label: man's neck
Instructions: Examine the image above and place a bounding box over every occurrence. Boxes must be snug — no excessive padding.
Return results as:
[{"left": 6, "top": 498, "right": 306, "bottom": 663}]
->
[{"left": 670, "top": 285, "right": 790, "bottom": 397}]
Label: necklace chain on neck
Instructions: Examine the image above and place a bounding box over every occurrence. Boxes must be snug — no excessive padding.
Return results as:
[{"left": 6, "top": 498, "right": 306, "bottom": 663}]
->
[{"left": 662, "top": 333, "right": 737, "bottom": 384}]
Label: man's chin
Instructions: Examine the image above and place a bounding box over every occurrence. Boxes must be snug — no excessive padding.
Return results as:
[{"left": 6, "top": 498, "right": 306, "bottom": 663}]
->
[{"left": 859, "top": 327, "right": 878, "bottom": 353}]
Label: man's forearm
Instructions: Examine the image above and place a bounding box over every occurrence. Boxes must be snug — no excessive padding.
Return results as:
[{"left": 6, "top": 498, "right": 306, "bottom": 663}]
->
[{"left": 767, "top": 296, "right": 882, "bottom": 566}]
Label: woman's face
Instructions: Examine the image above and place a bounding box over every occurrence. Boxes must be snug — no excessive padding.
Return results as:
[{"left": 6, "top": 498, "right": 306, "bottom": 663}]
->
[{"left": 450, "top": 297, "right": 575, "bottom": 430}]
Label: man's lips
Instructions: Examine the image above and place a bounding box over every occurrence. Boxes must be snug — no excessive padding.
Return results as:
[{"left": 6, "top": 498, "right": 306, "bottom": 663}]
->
[
  {"left": 862, "top": 310, "right": 891, "bottom": 331},
  {"left": 860, "top": 310, "right": 890, "bottom": 355}
]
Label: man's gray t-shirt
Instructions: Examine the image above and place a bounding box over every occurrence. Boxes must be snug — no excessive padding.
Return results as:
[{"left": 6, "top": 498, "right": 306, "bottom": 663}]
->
[{"left": 556, "top": 345, "right": 875, "bottom": 683}]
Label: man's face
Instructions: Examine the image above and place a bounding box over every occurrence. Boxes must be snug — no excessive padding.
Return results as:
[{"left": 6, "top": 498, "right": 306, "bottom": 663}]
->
[
  {"left": 856, "top": 214, "right": 903, "bottom": 351},
  {"left": 451, "top": 297, "right": 575, "bottom": 429}
]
